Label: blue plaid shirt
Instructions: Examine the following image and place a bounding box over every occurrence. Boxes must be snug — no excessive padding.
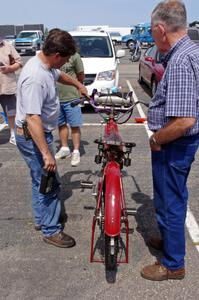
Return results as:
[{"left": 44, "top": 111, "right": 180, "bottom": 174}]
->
[{"left": 148, "top": 35, "right": 199, "bottom": 136}]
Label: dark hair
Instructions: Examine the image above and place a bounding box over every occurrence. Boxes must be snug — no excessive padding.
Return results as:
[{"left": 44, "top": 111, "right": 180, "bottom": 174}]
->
[
  {"left": 152, "top": 0, "right": 187, "bottom": 32},
  {"left": 43, "top": 29, "right": 76, "bottom": 57}
]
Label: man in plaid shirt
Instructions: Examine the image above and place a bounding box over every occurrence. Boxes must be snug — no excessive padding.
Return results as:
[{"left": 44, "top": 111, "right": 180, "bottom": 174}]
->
[{"left": 141, "top": 1, "right": 199, "bottom": 281}]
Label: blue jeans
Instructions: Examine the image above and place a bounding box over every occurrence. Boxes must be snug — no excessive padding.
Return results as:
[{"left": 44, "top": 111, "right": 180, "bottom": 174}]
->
[
  {"left": 15, "top": 131, "right": 62, "bottom": 237},
  {"left": 152, "top": 134, "right": 199, "bottom": 270}
]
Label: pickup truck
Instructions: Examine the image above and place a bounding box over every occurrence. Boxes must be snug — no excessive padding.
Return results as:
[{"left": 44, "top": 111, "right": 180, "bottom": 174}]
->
[
  {"left": 14, "top": 30, "right": 44, "bottom": 55},
  {"left": 122, "top": 23, "right": 154, "bottom": 48}
]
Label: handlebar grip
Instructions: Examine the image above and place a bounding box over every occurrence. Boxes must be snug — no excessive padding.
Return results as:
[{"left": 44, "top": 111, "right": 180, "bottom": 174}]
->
[{"left": 70, "top": 99, "right": 83, "bottom": 107}]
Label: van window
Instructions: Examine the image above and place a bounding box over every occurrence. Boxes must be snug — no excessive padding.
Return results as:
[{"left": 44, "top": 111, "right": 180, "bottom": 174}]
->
[{"left": 73, "top": 36, "right": 113, "bottom": 58}]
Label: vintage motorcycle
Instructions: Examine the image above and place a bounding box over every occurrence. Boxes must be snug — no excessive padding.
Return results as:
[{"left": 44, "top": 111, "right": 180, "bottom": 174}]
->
[{"left": 129, "top": 39, "right": 142, "bottom": 62}]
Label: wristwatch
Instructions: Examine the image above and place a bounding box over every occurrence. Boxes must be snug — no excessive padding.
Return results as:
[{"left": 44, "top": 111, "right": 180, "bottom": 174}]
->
[{"left": 149, "top": 135, "right": 160, "bottom": 146}]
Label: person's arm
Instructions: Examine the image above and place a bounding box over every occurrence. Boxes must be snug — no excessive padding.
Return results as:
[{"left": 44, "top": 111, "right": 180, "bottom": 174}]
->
[
  {"left": 76, "top": 71, "right": 85, "bottom": 83},
  {"left": 150, "top": 116, "right": 196, "bottom": 151},
  {"left": 150, "top": 63, "right": 197, "bottom": 150},
  {"left": 58, "top": 71, "right": 88, "bottom": 97},
  {"left": 0, "top": 62, "right": 21, "bottom": 73},
  {"left": 0, "top": 44, "right": 22, "bottom": 74},
  {"left": 26, "top": 114, "right": 56, "bottom": 172}
]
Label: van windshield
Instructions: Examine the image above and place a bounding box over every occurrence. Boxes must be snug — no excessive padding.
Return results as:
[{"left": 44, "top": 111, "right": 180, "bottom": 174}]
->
[
  {"left": 73, "top": 36, "right": 113, "bottom": 58},
  {"left": 17, "top": 32, "right": 38, "bottom": 39}
]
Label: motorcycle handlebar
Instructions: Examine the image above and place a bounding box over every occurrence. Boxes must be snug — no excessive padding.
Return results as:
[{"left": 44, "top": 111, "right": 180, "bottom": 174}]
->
[{"left": 70, "top": 90, "right": 148, "bottom": 112}]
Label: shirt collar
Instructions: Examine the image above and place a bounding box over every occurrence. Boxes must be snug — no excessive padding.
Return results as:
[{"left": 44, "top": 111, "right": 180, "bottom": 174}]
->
[{"left": 162, "top": 35, "right": 190, "bottom": 68}]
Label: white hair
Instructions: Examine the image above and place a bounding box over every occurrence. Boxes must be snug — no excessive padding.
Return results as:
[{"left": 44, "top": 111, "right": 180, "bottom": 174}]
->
[{"left": 152, "top": 0, "right": 187, "bottom": 32}]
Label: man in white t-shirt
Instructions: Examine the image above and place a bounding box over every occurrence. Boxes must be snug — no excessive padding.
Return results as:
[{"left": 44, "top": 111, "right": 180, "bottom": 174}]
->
[{"left": 15, "top": 29, "right": 88, "bottom": 248}]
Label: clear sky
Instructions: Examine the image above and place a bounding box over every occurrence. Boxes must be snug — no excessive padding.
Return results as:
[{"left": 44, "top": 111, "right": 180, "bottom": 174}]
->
[{"left": 1, "top": 0, "right": 198, "bottom": 31}]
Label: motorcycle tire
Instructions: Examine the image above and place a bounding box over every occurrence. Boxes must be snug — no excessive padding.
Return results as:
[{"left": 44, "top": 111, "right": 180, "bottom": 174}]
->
[
  {"left": 131, "top": 50, "right": 141, "bottom": 62},
  {"left": 104, "top": 234, "right": 119, "bottom": 271}
]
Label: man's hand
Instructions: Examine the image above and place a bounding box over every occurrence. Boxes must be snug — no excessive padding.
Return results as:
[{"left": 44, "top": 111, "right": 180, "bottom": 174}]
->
[
  {"left": 77, "top": 84, "right": 89, "bottom": 98},
  {"left": 149, "top": 134, "right": 161, "bottom": 151},
  {"left": 59, "top": 72, "right": 89, "bottom": 98},
  {"left": 42, "top": 152, "right": 56, "bottom": 172}
]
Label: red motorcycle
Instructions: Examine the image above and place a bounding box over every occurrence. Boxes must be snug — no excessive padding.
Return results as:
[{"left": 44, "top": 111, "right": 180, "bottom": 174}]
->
[{"left": 72, "top": 90, "right": 145, "bottom": 272}]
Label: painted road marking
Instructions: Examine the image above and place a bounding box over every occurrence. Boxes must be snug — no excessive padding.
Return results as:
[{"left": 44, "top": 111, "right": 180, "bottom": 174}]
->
[{"left": 127, "top": 79, "right": 199, "bottom": 253}]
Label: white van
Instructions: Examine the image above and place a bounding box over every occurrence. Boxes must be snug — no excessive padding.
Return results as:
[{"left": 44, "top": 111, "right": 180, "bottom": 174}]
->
[{"left": 70, "top": 31, "right": 125, "bottom": 96}]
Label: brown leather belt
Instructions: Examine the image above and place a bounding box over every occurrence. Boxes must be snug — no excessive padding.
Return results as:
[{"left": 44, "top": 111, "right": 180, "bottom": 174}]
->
[{"left": 16, "top": 126, "right": 24, "bottom": 136}]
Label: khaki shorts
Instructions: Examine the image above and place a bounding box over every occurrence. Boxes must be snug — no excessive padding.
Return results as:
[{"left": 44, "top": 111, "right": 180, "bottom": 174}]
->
[{"left": 0, "top": 94, "right": 16, "bottom": 117}]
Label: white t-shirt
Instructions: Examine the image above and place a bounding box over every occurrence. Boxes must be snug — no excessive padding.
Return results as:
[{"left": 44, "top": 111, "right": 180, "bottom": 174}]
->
[{"left": 16, "top": 55, "right": 60, "bottom": 132}]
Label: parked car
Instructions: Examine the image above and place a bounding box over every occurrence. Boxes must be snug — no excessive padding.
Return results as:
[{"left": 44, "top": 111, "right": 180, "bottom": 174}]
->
[
  {"left": 188, "top": 27, "right": 199, "bottom": 44},
  {"left": 109, "top": 31, "right": 122, "bottom": 45},
  {"left": 4, "top": 35, "right": 16, "bottom": 45},
  {"left": 138, "top": 45, "right": 164, "bottom": 96},
  {"left": 70, "top": 31, "right": 125, "bottom": 97}
]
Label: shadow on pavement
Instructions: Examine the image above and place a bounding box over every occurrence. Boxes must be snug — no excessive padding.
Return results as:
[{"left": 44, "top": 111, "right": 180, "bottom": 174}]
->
[
  {"left": 0, "top": 127, "right": 9, "bottom": 145},
  {"left": 131, "top": 175, "right": 163, "bottom": 261}
]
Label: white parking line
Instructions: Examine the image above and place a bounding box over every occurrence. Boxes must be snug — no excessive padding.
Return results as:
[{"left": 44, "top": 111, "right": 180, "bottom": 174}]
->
[{"left": 127, "top": 80, "right": 199, "bottom": 253}]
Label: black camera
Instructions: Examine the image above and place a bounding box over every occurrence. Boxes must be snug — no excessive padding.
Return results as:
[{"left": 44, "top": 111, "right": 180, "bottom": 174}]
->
[{"left": 39, "top": 170, "right": 55, "bottom": 194}]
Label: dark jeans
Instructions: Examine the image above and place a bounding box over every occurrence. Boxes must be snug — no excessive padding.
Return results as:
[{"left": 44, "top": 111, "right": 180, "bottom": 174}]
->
[{"left": 152, "top": 134, "right": 199, "bottom": 270}]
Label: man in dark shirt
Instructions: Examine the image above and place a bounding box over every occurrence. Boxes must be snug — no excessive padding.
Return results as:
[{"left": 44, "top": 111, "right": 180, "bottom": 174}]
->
[{"left": 141, "top": 1, "right": 199, "bottom": 281}]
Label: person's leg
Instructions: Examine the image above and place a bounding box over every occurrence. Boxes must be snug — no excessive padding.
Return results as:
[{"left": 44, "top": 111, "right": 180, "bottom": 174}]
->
[
  {"left": 141, "top": 137, "right": 199, "bottom": 280},
  {"left": 59, "top": 124, "right": 70, "bottom": 148},
  {"left": 65, "top": 101, "right": 83, "bottom": 166},
  {"left": 55, "top": 103, "right": 71, "bottom": 159},
  {"left": 152, "top": 136, "right": 199, "bottom": 270},
  {"left": 16, "top": 131, "right": 75, "bottom": 247},
  {"left": 15, "top": 132, "right": 62, "bottom": 234},
  {"left": 71, "top": 127, "right": 81, "bottom": 150},
  {"left": 0, "top": 95, "right": 16, "bottom": 144}
]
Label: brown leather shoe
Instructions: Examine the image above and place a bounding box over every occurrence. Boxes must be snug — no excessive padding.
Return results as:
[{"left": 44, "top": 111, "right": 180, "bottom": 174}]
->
[
  {"left": 141, "top": 261, "right": 185, "bottom": 281},
  {"left": 147, "top": 237, "right": 163, "bottom": 251},
  {"left": 43, "top": 231, "right": 76, "bottom": 248}
]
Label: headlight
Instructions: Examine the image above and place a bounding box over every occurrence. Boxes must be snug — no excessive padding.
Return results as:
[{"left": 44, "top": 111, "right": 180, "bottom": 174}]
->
[{"left": 97, "top": 70, "right": 115, "bottom": 81}]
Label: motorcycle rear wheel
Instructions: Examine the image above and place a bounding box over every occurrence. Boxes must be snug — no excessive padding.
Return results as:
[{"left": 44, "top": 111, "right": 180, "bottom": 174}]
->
[{"left": 104, "top": 234, "right": 119, "bottom": 271}]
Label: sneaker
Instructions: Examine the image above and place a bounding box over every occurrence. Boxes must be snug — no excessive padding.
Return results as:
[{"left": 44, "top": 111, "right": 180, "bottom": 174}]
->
[
  {"left": 71, "top": 151, "right": 80, "bottom": 166},
  {"left": 55, "top": 147, "right": 71, "bottom": 160},
  {"left": 9, "top": 136, "right": 16, "bottom": 146},
  {"left": 43, "top": 231, "right": 76, "bottom": 248}
]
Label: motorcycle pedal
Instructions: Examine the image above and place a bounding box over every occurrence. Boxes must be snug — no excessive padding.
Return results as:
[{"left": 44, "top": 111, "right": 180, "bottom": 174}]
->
[
  {"left": 92, "top": 184, "right": 97, "bottom": 196},
  {"left": 125, "top": 208, "right": 137, "bottom": 216},
  {"left": 81, "top": 180, "right": 93, "bottom": 189}
]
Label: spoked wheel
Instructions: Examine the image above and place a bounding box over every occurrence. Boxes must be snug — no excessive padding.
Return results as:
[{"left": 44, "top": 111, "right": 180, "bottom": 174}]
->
[{"left": 104, "top": 234, "right": 119, "bottom": 271}]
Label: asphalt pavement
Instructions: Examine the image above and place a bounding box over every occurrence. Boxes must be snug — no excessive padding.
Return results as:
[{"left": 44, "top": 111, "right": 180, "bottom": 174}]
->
[{"left": 0, "top": 49, "right": 199, "bottom": 300}]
